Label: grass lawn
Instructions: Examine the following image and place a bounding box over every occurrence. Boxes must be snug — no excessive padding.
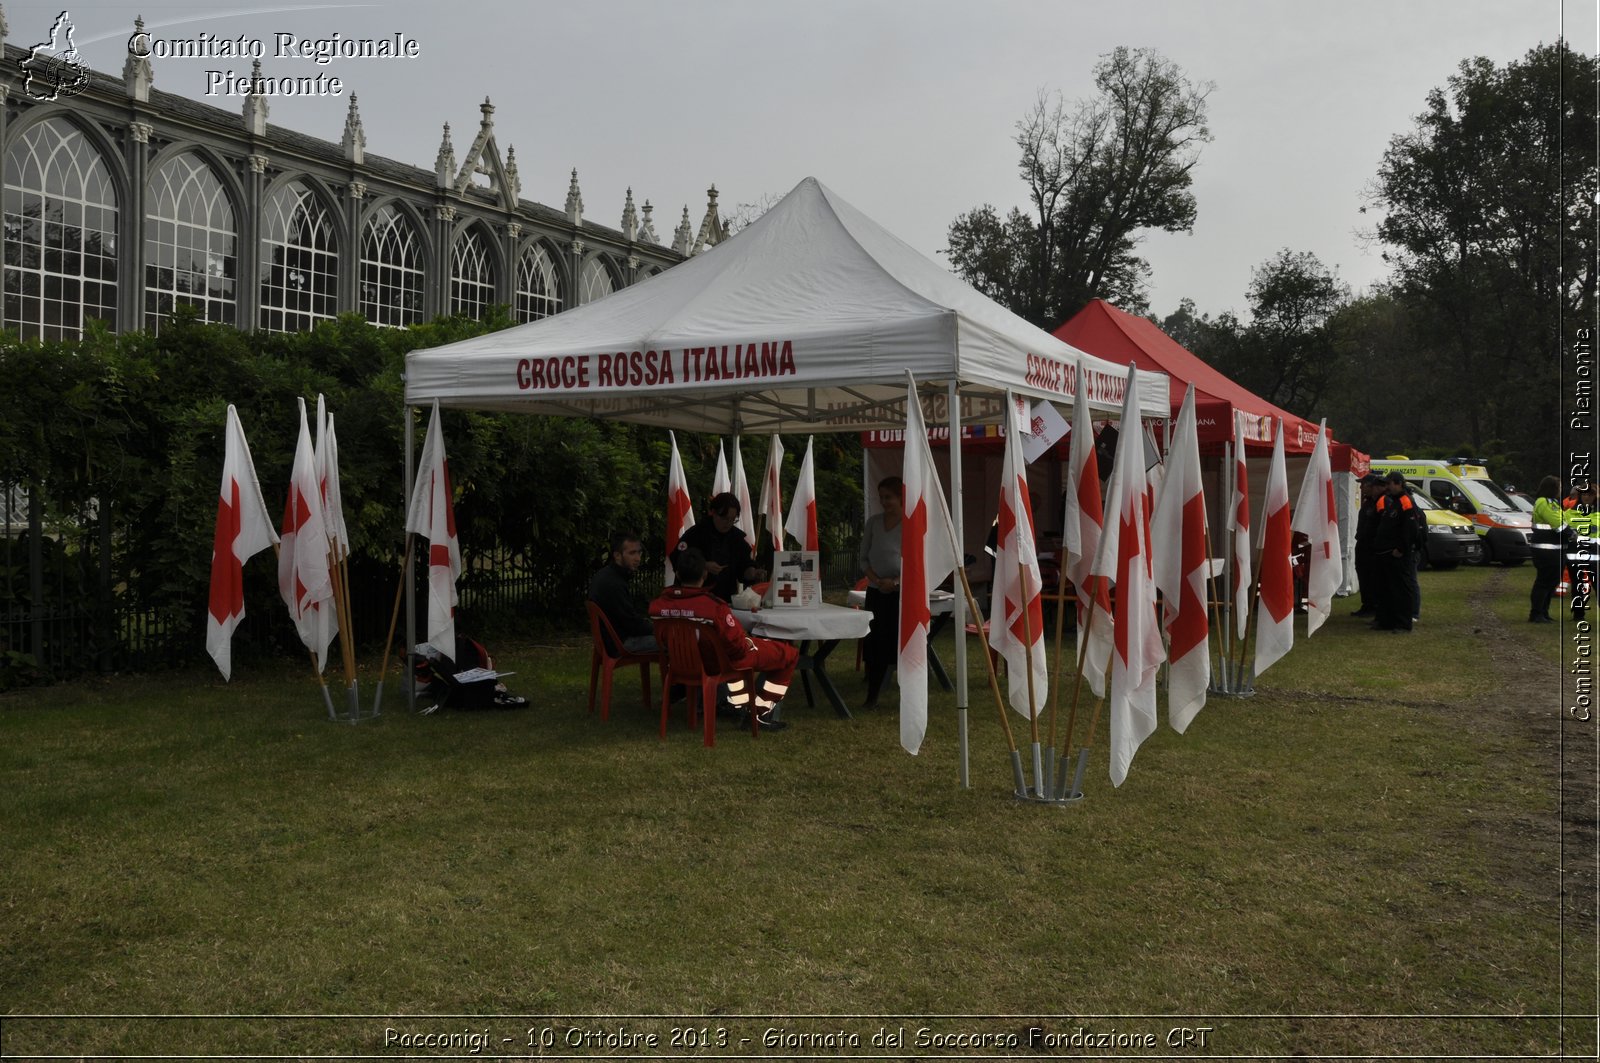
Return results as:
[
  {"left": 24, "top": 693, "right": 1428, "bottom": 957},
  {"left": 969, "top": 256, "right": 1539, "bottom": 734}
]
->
[{"left": 1, "top": 565, "right": 1591, "bottom": 1058}]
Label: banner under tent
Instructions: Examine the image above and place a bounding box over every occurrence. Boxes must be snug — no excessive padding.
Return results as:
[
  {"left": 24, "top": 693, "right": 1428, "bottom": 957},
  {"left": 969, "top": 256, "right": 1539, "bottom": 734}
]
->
[{"left": 402, "top": 175, "right": 1170, "bottom": 783}]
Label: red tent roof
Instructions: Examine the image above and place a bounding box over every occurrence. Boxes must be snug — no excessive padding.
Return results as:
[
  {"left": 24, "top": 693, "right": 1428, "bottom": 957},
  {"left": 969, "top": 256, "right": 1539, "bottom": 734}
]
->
[{"left": 1053, "top": 299, "right": 1321, "bottom": 454}]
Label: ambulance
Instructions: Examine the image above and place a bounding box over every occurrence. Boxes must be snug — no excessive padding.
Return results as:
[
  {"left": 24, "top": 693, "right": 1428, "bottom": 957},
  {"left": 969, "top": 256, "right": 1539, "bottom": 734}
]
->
[{"left": 1367, "top": 457, "right": 1532, "bottom": 565}]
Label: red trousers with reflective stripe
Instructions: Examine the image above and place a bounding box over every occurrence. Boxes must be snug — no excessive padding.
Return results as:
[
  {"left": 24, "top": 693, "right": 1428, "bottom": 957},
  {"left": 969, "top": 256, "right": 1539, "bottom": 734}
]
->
[{"left": 732, "top": 638, "right": 798, "bottom": 690}]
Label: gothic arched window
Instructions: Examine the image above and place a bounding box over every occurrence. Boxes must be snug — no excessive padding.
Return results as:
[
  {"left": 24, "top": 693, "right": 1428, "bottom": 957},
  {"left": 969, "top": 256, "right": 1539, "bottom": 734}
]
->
[
  {"left": 360, "top": 204, "right": 425, "bottom": 327},
  {"left": 579, "top": 256, "right": 614, "bottom": 305},
  {"left": 2, "top": 117, "right": 119, "bottom": 339},
  {"left": 258, "top": 179, "right": 337, "bottom": 332},
  {"left": 515, "top": 243, "right": 561, "bottom": 322},
  {"left": 449, "top": 227, "right": 496, "bottom": 319},
  {"left": 145, "top": 152, "right": 236, "bottom": 327}
]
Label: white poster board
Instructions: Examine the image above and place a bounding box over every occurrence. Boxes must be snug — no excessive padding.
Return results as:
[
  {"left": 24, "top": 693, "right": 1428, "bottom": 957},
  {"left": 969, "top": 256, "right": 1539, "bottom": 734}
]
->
[{"left": 769, "top": 550, "right": 822, "bottom": 608}]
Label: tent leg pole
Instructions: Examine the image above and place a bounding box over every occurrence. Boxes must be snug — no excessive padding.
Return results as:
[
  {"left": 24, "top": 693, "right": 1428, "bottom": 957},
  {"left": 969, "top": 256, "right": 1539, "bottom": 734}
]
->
[
  {"left": 403, "top": 400, "right": 416, "bottom": 711},
  {"left": 948, "top": 379, "right": 969, "bottom": 790}
]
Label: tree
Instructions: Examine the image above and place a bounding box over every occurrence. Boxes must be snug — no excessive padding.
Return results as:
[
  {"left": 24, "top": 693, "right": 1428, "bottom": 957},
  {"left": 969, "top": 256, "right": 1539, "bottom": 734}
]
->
[
  {"left": 1238, "top": 249, "right": 1350, "bottom": 414},
  {"left": 945, "top": 47, "right": 1213, "bottom": 328},
  {"left": 1370, "top": 42, "right": 1597, "bottom": 477}
]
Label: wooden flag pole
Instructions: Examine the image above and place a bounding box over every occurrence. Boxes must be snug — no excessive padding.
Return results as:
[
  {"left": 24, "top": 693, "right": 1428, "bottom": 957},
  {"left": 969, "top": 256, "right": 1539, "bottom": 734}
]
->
[
  {"left": 1061, "top": 582, "right": 1102, "bottom": 756},
  {"left": 330, "top": 544, "right": 359, "bottom": 715},
  {"left": 1234, "top": 520, "right": 1273, "bottom": 683},
  {"left": 1053, "top": 581, "right": 1104, "bottom": 798},
  {"left": 373, "top": 535, "right": 413, "bottom": 715},
  {"left": 954, "top": 566, "right": 1018, "bottom": 754}
]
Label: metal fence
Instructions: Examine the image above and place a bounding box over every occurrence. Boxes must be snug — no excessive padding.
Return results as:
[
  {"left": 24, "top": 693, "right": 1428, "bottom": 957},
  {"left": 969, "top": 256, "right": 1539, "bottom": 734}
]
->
[{"left": 2, "top": 484, "right": 864, "bottom": 685}]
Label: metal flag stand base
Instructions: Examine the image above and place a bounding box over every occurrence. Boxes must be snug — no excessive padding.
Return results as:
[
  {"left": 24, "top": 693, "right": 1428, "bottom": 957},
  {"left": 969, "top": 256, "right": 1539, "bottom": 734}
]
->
[
  {"left": 327, "top": 679, "right": 378, "bottom": 724},
  {"left": 1209, "top": 627, "right": 1257, "bottom": 697},
  {"left": 1006, "top": 748, "right": 1088, "bottom": 806},
  {"left": 1209, "top": 656, "right": 1257, "bottom": 697}
]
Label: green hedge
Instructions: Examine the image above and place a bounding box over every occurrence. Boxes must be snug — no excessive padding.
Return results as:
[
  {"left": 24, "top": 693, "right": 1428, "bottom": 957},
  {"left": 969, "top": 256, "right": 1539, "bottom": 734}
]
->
[{"left": 0, "top": 308, "right": 863, "bottom": 678}]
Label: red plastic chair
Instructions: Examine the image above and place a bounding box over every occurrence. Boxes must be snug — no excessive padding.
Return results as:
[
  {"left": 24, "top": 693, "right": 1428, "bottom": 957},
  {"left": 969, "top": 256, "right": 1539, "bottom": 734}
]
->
[
  {"left": 586, "top": 602, "right": 662, "bottom": 721},
  {"left": 653, "top": 617, "right": 758, "bottom": 747}
]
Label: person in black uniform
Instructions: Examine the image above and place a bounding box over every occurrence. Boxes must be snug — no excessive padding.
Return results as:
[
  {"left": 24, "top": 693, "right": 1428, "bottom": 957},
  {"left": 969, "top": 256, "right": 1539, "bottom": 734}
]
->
[
  {"left": 1371, "top": 471, "right": 1425, "bottom": 632},
  {"left": 1351, "top": 473, "right": 1384, "bottom": 618},
  {"left": 674, "top": 492, "right": 767, "bottom": 602}
]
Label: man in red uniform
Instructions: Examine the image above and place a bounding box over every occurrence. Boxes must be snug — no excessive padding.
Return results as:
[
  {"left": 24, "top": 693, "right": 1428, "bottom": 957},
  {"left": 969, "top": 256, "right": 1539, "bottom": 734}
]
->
[{"left": 649, "top": 547, "right": 798, "bottom": 730}]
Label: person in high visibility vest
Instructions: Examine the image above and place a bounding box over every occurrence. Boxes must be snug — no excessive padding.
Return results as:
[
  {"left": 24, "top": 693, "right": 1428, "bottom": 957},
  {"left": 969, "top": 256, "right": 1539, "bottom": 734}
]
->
[
  {"left": 1565, "top": 483, "right": 1599, "bottom": 623},
  {"left": 1529, "top": 475, "right": 1567, "bottom": 623}
]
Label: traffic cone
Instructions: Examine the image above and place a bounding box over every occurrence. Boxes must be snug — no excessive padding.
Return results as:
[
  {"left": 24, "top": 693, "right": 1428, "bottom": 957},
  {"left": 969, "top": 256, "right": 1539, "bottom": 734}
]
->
[{"left": 1557, "top": 568, "right": 1571, "bottom": 598}]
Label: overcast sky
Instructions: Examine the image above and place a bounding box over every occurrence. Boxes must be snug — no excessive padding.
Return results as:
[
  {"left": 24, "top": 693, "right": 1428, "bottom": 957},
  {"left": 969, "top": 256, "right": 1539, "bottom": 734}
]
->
[{"left": 24, "top": 0, "right": 1594, "bottom": 323}]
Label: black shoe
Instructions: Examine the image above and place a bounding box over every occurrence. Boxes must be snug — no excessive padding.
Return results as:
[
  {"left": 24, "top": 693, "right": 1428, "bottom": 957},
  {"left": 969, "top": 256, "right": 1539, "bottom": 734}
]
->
[
  {"left": 738, "top": 708, "right": 789, "bottom": 732},
  {"left": 1351, "top": 609, "right": 1374, "bottom": 618}
]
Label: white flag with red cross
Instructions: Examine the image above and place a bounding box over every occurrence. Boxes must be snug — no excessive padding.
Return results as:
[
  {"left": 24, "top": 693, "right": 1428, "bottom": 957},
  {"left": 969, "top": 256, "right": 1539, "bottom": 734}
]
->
[
  {"left": 405, "top": 401, "right": 461, "bottom": 654},
  {"left": 1229, "top": 414, "right": 1253, "bottom": 640},
  {"left": 785, "top": 436, "right": 819, "bottom": 551},
  {"left": 206, "top": 405, "right": 279, "bottom": 680},
  {"left": 988, "top": 393, "right": 1048, "bottom": 718},
  {"left": 664, "top": 431, "right": 695, "bottom": 584},
  {"left": 897, "top": 378, "right": 958, "bottom": 754},
  {"left": 1089, "top": 366, "right": 1166, "bottom": 786},
  {"left": 1254, "top": 423, "right": 1295, "bottom": 676},
  {"left": 1291, "top": 419, "right": 1342, "bottom": 637},
  {"left": 758, "top": 434, "right": 785, "bottom": 550},
  {"left": 279, "top": 398, "right": 336, "bottom": 671},
  {"left": 1151, "top": 385, "right": 1210, "bottom": 734}
]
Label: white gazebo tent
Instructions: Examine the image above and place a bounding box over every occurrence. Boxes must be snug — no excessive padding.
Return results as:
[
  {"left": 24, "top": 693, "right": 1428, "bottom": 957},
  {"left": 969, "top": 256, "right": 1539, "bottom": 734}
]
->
[{"left": 405, "top": 176, "right": 1168, "bottom": 776}]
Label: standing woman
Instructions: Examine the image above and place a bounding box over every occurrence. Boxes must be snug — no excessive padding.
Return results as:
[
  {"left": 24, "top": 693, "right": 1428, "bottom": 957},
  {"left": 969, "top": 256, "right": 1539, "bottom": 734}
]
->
[
  {"left": 1529, "top": 476, "right": 1567, "bottom": 623},
  {"left": 858, "top": 476, "right": 904, "bottom": 709}
]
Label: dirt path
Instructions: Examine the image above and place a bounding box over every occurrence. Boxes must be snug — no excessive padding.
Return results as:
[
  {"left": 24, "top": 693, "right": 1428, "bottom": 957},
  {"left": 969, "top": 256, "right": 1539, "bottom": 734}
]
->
[{"left": 1469, "top": 569, "right": 1597, "bottom": 1028}]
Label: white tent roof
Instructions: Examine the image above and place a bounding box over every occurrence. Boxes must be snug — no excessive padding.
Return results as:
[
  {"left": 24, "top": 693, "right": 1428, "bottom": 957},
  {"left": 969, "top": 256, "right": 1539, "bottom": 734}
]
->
[{"left": 404, "top": 177, "right": 1169, "bottom": 431}]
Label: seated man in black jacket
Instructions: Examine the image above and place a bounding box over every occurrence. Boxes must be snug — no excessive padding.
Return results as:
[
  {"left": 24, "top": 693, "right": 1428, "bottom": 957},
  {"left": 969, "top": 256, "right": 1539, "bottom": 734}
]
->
[{"left": 590, "top": 532, "right": 659, "bottom": 652}]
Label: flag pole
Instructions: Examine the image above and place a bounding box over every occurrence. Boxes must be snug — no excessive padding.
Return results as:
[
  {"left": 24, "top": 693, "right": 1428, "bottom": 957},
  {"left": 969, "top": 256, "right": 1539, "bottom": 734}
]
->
[
  {"left": 1045, "top": 558, "right": 1072, "bottom": 785},
  {"left": 920, "top": 404, "right": 1022, "bottom": 794},
  {"left": 954, "top": 564, "right": 1025, "bottom": 794},
  {"left": 947, "top": 378, "right": 970, "bottom": 789},
  {"left": 271, "top": 541, "right": 338, "bottom": 719},
  {"left": 327, "top": 545, "right": 358, "bottom": 720},
  {"left": 1055, "top": 584, "right": 1102, "bottom": 799},
  {"left": 373, "top": 534, "right": 413, "bottom": 716},
  {"left": 1019, "top": 560, "right": 1044, "bottom": 797},
  {"left": 1198, "top": 487, "right": 1227, "bottom": 697}
]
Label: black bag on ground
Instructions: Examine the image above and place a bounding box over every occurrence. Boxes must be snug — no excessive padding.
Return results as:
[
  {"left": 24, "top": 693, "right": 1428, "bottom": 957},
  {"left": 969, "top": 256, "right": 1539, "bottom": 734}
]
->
[{"left": 414, "top": 635, "right": 526, "bottom": 710}]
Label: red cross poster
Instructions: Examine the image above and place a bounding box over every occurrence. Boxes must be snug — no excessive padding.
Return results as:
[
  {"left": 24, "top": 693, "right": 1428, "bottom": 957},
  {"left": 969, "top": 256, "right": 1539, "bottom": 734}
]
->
[{"left": 770, "top": 550, "right": 821, "bottom": 608}]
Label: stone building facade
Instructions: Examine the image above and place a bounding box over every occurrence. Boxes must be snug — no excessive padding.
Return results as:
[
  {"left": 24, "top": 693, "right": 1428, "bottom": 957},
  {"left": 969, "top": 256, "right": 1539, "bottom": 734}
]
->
[{"left": 0, "top": 10, "right": 727, "bottom": 341}]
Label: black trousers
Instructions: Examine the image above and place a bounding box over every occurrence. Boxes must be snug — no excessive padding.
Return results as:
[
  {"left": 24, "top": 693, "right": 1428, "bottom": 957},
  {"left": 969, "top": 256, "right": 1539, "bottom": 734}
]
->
[
  {"left": 1376, "top": 551, "right": 1413, "bottom": 631},
  {"left": 862, "top": 586, "right": 900, "bottom": 694},
  {"left": 1355, "top": 548, "right": 1377, "bottom": 611},
  {"left": 1530, "top": 548, "right": 1562, "bottom": 618},
  {"left": 1404, "top": 548, "right": 1421, "bottom": 619}
]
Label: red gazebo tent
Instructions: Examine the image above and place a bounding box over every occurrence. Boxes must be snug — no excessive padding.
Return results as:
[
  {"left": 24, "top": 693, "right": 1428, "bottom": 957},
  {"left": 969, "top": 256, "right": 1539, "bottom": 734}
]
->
[{"left": 1054, "top": 298, "right": 1320, "bottom": 455}]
